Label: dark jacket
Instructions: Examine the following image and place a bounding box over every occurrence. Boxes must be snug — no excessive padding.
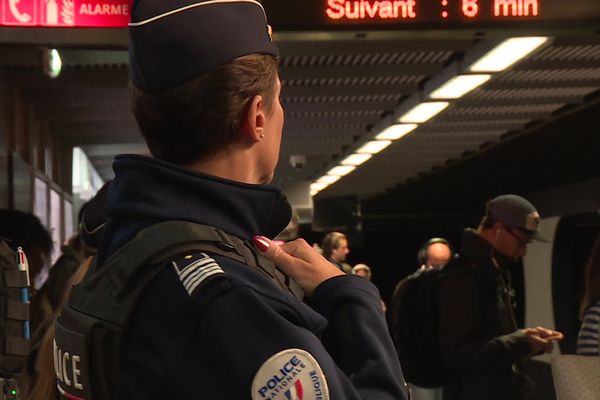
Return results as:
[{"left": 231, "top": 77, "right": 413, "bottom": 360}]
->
[
  {"left": 97, "top": 154, "right": 407, "bottom": 400},
  {"left": 437, "top": 229, "right": 534, "bottom": 400},
  {"left": 43, "top": 245, "right": 83, "bottom": 310}
]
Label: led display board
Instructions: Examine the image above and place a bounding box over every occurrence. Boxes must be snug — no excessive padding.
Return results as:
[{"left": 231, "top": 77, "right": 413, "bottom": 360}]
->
[
  {"left": 263, "top": 0, "right": 600, "bottom": 30},
  {"left": 0, "top": 0, "right": 597, "bottom": 29}
]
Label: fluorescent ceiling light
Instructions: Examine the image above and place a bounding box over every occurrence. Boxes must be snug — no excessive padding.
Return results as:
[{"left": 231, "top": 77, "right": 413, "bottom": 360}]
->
[
  {"left": 327, "top": 165, "right": 356, "bottom": 176},
  {"left": 310, "top": 190, "right": 318, "bottom": 196},
  {"left": 429, "top": 74, "right": 491, "bottom": 99},
  {"left": 317, "top": 175, "right": 341, "bottom": 185},
  {"left": 310, "top": 182, "right": 327, "bottom": 192},
  {"left": 398, "top": 102, "right": 449, "bottom": 123},
  {"left": 341, "top": 153, "right": 372, "bottom": 166},
  {"left": 376, "top": 124, "right": 418, "bottom": 140},
  {"left": 357, "top": 140, "right": 392, "bottom": 154},
  {"left": 469, "top": 37, "right": 549, "bottom": 72}
]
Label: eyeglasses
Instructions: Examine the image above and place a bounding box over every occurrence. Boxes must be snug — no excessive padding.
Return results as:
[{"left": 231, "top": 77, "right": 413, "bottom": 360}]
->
[{"left": 505, "top": 227, "right": 533, "bottom": 245}]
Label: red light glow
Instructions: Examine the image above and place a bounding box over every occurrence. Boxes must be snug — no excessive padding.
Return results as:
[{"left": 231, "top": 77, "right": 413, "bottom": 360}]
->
[
  {"left": 442, "top": 10, "right": 448, "bottom": 17},
  {"left": 494, "top": 0, "right": 538, "bottom": 16},
  {"left": 461, "top": 0, "right": 479, "bottom": 17},
  {"left": 0, "top": 0, "right": 131, "bottom": 27},
  {"left": 326, "top": 0, "right": 417, "bottom": 20}
]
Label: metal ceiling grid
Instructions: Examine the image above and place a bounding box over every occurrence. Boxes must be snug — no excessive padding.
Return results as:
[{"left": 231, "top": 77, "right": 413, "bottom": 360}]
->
[
  {"left": 327, "top": 130, "right": 498, "bottom": 196},
  {"left": 6, "top": 33, "right": 600, "bottom": 200},
  {"left": 274, "top": 39, "right": 467, "bottom": 186},
  {"left": 467, "top": 87, "right": 599, "bottom": 102},
  {"left": 320, "top": 35, "right": 600, "bottom": 199}
]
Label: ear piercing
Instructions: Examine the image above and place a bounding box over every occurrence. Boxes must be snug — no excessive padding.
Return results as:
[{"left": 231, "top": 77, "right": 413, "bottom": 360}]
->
[{"left": 259, "top": 133, "right": 265, "bottom": 138}]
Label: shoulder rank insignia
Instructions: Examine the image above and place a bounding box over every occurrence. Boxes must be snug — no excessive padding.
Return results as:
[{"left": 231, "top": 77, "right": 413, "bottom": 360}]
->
[{"left": 171, "top": 253, "right": 225, "bottom": 296}]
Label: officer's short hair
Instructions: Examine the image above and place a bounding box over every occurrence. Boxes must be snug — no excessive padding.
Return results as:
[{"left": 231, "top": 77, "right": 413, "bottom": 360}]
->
[
  {"left": 129, "top": 54, "right": 279, "bottom": 165},
  {"left": 321, "top": 232, "right": 347, "bottom": 259}
]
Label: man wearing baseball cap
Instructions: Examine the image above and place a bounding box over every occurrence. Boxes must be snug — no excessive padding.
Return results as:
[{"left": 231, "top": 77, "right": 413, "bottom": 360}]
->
[{"left": 437, "top": 194, "right": 562, "bottom": 400}]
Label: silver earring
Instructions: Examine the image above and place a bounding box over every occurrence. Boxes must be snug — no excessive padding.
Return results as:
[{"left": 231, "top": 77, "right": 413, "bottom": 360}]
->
[{"left": 259, "top": 133, "right": 265, "bottom": 138}]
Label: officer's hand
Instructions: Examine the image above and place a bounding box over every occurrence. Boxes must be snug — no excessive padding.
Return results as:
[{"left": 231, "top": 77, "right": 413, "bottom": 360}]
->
[{"left": 253, "top": 235, "right": 344, "bottom": 296}]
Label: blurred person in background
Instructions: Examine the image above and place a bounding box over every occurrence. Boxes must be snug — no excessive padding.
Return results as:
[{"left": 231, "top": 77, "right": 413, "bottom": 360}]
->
[
  {"left": 577, "top": 234, "right": 600, "bottom": 356},
  {"left": 417, "top": 238, "right": 453, "bottom": 270},
  {"left": 27, "top": 184, "right": 108, "bottom": 400},
  {"left": 0, "top": 209, "right": 52, "bottom": 334},
  {"left": 322, "top": 231, "right": 351, "bottom": 273},
  {"left": 352, "top": 263, "right": 372, "bottom": 280},
  {"left": 39, "top": 183, "right": 109, "bottom": 314}
]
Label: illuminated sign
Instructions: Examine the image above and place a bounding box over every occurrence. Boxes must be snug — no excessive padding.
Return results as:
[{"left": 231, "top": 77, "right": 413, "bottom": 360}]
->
[
  {"left": 324, "top": 0, "right": 541, "bottom": 21},
  {"left": 326, "top": 0, "right": 417, "bottom": 20},
  {"left": 0, "top": 0, "right": 130, "bottom": 27},
  {"left": 0, "top": 0, "right": 597, "bottom": 29},
  {"left": 262, "top": 0, "right": 600, "bottom": 30}
]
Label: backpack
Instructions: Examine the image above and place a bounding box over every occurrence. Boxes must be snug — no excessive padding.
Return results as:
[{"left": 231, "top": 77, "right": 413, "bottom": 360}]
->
[
  {"left": 0, "top": 240, "right": 31, "bottom": 377},
  {"left": 390, "top": 267, "right": 452, "bottom": 388},
  {"left": 54, "top": 221, "right": 302, "bottom": 400}
]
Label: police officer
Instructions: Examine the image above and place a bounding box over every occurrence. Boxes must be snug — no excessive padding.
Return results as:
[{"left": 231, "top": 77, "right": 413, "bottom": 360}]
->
[{"left": 57, "top": 0, "right": 407, "bottom": 399}]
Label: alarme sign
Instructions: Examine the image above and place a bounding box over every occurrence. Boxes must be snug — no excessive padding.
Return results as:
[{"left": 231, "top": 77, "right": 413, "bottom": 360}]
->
[{"left": 1, "top": 0, "right": 131, "bottom": 27}]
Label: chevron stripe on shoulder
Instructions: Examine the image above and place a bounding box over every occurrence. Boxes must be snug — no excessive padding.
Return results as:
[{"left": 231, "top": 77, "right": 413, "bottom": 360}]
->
[{"left": 171, "top": 253, "right": 225, "bottom": 296}]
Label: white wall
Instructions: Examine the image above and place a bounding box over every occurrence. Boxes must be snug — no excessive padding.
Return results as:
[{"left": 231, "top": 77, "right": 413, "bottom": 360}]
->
[{"left": 522, "top": 216, "right": 561, "bottom": 361}]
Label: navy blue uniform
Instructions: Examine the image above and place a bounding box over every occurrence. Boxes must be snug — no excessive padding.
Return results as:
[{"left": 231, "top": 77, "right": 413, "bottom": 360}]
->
[{"left": 98, "top": 155, "right": 406, "bottom": 400}]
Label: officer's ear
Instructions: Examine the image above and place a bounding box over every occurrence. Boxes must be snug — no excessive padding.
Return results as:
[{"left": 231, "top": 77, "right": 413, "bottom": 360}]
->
[{"left": 240, "top": 95, "right": 267, "bottom": 143}]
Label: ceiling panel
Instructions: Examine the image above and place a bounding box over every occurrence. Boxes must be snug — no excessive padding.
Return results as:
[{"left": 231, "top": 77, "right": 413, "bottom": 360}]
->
[{"left": 3, "top": 32, "right": 600, "bottom": 204}]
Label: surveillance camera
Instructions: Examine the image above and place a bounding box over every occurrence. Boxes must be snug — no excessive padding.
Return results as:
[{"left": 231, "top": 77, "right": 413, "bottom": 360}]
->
[{"left": 290, "top": 155, "right": 306, "bottom": 169}]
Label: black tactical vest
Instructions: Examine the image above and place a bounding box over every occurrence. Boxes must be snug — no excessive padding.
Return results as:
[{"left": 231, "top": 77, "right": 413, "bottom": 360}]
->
[
  {"left": 0, "top": 241, "right": 31, "bottom": 375},
  {"left": 54, "top": 221, "right": 302, "bottom": 400}
]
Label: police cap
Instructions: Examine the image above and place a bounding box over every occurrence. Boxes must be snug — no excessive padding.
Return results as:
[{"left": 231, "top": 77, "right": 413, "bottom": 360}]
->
[{"left": 129, "top": 0, "right": 279, "bottom": 93}]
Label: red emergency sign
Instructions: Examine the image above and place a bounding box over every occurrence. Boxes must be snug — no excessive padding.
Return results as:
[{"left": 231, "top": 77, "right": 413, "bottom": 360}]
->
[{"left": 1, "top": 0, "right": 131, "bottom": 27}]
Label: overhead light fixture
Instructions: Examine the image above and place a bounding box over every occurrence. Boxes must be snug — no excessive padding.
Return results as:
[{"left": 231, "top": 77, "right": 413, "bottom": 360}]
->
[
  {"left": 398, "top": 102, "right": 449, "bottom": 123},
  {"left": 43, "top": 48, "right": 62, "bottom": 79},
  {"left": 310, "top": 182, "right": 327, "bottom": 192},
  {"left": 341, "top": 153, "right": 372, "bottom": 166},
  {"left": 317, "top": 175, "right": 341, "bottom": 185},
  {"left": 327, "top": 165, "right": 356, "bottom": 176},
  {"left": 469, "top": 37, "right": 549, "bottom": 72},
  {"left": 310, "top": 190, "right": 318, "bottom": 196},
  {"left": 357, "top": 140, "right": 391, "bottom": 154},
  {"left": 429, "top": 74, "right": 492, "bottom": 99},
  {"left": 376, "top": 124, "right": 418, "bottom": 140}
]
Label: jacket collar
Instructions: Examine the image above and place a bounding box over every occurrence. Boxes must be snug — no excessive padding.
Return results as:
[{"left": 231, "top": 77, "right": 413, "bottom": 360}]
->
[
  {"left": 99, "top": 154, "right": 291, "bottom": 261},
  {"left": 460, "top": 228, "right": 516, "bottom": 271}
]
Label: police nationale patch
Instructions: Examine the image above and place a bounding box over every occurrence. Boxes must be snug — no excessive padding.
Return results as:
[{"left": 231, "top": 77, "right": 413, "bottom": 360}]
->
[{"left": 251, "top": 349, "right": 329, "bottom": 400}]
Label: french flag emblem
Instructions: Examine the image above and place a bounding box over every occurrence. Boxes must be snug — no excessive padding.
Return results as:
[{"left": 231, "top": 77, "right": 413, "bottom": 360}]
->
[{"left": 284, "top": 380, "right": 303, "bottom": 400}]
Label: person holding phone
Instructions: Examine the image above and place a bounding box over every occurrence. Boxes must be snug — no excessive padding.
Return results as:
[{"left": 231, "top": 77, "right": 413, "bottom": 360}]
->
[{"left": 437, "top": 195, "right": 563, "bottom": 400}]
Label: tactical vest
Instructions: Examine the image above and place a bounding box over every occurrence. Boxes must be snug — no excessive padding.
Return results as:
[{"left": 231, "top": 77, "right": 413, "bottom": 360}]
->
[
  {"left": 54, "top": 221, "right": 302, "bottom": 400},
  {"left": 0, "top": 241, "right": 30, "bottom": 376}
]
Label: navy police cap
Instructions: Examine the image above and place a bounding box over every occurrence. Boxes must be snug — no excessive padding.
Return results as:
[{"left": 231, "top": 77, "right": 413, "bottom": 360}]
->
[{"left": 129, "top": 0, "right": 279, "bottom": 93}]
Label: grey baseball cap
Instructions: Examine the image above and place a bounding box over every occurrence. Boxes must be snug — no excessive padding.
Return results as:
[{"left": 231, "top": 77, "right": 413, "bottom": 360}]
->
[{"left": 486, "top": 194, "right": 549, "bottom": 242}]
